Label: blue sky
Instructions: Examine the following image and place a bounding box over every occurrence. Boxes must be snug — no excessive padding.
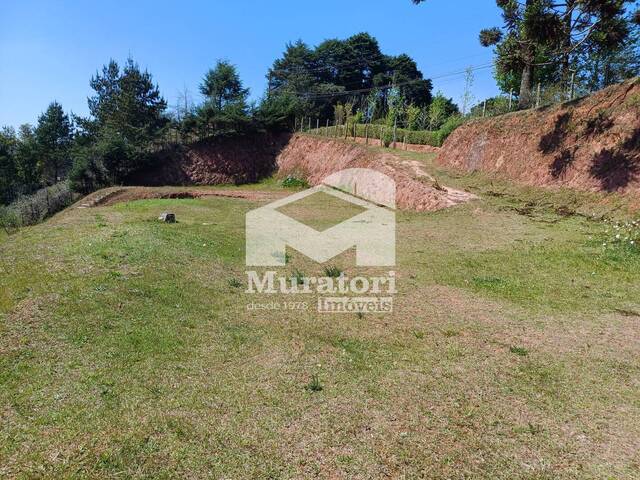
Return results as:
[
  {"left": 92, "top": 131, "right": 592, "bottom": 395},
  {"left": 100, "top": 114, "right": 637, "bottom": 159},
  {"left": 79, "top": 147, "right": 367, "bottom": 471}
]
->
[{"left": 0, "top": 0, "right": 503, "bottom": 128}]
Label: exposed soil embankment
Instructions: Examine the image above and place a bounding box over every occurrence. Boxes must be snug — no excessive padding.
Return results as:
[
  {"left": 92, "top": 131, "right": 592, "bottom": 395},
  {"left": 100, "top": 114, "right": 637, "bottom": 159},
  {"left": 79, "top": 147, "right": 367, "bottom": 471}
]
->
[
  {"left": 126, "top": 132, "right": 291, "bottom": 186},
  {"left": 438, "top": 78, "right": 640, "bottom": 193},
  {"left": 117, "top": 131, "right": 473, "bottom": 212},
  {"left": 277, "top": 135, "right": 475, "bottom": 211}
]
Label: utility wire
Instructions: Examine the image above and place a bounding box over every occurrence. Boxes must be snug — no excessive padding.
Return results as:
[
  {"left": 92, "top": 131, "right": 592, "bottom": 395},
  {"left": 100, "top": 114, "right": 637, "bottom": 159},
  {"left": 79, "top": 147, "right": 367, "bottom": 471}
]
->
[{"left": 282, "top": 62, "right": 495, "bottom": 100}]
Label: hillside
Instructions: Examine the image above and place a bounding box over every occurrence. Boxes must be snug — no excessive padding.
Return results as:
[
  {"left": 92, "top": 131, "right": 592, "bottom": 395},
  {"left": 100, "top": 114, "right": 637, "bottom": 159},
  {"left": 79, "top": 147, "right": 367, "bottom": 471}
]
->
[{"left": 437, "top": 78, "right": 640, "bottom": 195}]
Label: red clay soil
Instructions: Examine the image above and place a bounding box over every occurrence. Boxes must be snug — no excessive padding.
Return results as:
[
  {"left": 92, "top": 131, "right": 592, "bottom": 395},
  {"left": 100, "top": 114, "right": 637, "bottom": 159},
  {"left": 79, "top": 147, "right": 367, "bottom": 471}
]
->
[
  {"left": 437, "top": 78, "right": 640, "bottom": 194},
  {"left": 276, "top": 135, "right": 475, "bottom": 212},
  {"left": 126, "top": 132, "right": 291, "bottom": 186}
]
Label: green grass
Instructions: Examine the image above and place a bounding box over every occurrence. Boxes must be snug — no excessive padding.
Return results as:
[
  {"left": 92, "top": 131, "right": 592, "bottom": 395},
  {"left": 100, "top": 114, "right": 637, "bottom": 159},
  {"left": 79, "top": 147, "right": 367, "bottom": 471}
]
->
[{"left": 1, "top": 167, "right": 639, "bottom": 478}]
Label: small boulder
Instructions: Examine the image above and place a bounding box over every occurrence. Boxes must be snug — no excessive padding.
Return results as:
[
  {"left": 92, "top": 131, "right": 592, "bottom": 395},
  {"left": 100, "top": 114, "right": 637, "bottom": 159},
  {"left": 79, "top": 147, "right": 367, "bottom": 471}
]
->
[{"left": 159, "top": 212, "right": 176, "bottom": 223}]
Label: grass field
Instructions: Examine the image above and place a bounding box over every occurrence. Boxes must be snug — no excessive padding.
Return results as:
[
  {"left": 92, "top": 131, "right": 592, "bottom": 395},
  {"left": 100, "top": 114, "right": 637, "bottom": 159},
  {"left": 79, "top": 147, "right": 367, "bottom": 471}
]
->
[{"left": 1, "top": 152, "right": 639, "bottom": 478}]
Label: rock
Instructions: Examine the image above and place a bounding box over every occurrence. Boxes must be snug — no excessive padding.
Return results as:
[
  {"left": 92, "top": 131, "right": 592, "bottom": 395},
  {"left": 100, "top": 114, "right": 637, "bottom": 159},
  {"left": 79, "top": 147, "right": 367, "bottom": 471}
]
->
[{"left": 159, "top": 212, "right": 176, "bottom": 223}]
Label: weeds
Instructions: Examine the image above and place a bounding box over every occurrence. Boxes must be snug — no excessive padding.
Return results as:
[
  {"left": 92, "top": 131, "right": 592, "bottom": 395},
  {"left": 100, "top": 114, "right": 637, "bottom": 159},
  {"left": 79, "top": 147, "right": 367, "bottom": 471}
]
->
[
  {"left": 324, "top": 265, "right": 343, "bottom": 278},
  {"left": 292, "top": 269, "right": 306, "bottom": 285},
  {"left": 510, "top": 346, "right": 529, "bottom": 357},
  {"left": 305, "top": 374, "right": 323, "bottom": 392},
  {"left": 601, "top": 218, "right": 640, "bottom": 253},
  {"left": 282, "top": 176, "right": 309, "bottom": 189},
  {"left": 227, "top": 278, "right": 243, "bottom": 289}
]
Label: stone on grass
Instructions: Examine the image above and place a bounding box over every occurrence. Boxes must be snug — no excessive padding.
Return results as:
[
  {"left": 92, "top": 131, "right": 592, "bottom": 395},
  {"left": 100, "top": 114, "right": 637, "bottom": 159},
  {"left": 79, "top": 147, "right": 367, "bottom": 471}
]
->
[{"left": 159, "top": 212, "right": 176, "bottom": 223}]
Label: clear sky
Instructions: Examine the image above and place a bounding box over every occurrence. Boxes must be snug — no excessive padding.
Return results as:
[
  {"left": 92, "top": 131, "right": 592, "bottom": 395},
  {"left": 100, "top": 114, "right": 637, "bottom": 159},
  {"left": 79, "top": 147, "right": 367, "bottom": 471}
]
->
[{"left": 0, "top": 0, "right": 503, "bottom": 128}]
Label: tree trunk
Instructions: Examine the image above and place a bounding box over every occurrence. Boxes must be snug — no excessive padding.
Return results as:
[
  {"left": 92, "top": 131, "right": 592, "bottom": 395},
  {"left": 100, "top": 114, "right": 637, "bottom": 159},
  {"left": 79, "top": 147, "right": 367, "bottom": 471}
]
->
[
  {"left": 561, "top": 0, "right": 575, "bottom": 87},
  {"left": 518, "top": 0, "right": 536, "bottom": 109},
  {"left": 518, "top": 62, "right": 534, "bottom": 109}
]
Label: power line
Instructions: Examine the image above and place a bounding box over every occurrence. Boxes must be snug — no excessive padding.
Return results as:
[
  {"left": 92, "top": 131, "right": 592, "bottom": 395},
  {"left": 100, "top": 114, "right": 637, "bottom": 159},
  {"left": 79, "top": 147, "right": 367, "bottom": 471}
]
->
[{"left": 283, "top": 62, "right": 495, "bottom": 100}]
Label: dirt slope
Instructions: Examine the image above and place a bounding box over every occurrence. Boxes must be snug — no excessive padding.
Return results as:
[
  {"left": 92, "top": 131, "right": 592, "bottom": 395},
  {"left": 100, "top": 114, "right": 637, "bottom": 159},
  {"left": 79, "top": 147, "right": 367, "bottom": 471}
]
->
[
  {"left": 126, "top": 132, "right": 291, "bottom": 186},
  {"left": 437, "top": 78, "right": 640, "bottom": 193},
  {"left": 276, "top": 135, "right": 475, "bottom": 211}
]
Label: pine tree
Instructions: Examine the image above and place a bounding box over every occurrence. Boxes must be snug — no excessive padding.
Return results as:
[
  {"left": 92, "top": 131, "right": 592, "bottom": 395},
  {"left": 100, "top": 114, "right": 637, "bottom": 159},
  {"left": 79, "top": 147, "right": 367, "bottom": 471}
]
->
[
  {"left": 35, "top": 102, "right": 72, "bottom": 184},
  {"left": 0, "top": 128, "right": 18, "bottom": 204},
  {"left": 81, "top": 58, "right": 168, "bottom": 183},
  {"left": 413, "top": 0, "right": 636, "bottom": 108},
  {"left": 200, "top": 60, "right": 249, "bottom": 111}
]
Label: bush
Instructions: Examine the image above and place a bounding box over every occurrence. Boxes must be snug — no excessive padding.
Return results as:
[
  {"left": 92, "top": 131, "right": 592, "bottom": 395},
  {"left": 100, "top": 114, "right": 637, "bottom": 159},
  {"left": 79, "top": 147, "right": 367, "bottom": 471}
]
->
[
  {"left": 69, "top": 147, "right": 109, "bottom": 194},
  {"left": 0, "top": 205, "right": 21, "bottom": 233},
  {"left": 281, "top": 176, "right": 309, "bottom": 188},
  {"left": 436, "top": 115, "right": 464, "bottom": 145},
  {"left": 3, "top": 181, "right": 76, "bottom": 228}
]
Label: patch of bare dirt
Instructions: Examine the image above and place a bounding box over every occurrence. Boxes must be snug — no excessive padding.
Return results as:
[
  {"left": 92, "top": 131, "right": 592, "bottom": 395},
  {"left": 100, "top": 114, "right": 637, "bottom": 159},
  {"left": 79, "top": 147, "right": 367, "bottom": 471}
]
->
[
  {"left": 438, "top": 78, "right": 640, "bottom": 197},
  {"left": 276, "top": 135, "right": 476, "bottom": 212}
]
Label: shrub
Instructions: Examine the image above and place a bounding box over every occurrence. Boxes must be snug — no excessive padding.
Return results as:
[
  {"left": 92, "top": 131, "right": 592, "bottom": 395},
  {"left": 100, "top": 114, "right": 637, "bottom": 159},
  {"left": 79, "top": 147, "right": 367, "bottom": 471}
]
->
[
  {"left": 437, "top": 115, "right": 464, "bottom": 145},
  {"left": 323, "top": 265, "right": 343, "bottom": 278},
  {"left": 3, "top": 181, "right": 76, "bottom": 228},
  {"left": 69, "top": 147, "right": 109, "bottom": 194},
  {"left": 282, "top": 176, "right": 309, "bottom": 188},
  {"left": 0, "top": 205, "right": 21, "bottom": 233},
  {"left": 305, "top": 374, "right": 323, "bottom": 392}
]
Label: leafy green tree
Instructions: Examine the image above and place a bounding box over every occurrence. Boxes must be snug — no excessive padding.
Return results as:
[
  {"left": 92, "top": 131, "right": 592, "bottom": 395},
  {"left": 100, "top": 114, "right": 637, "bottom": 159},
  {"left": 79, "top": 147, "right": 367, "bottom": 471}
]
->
[
  {"left": 427, "top": 93, "right": 459, "bottom": 130},
  {"left": 255, "top": 92, "right": 304, "bottom": 129},
  {"left": 15, "top": 124, "right": 41, "bottom": 193},
  {"left": 78, "top": 57, "right": 168, "bottom": 183},
  {"left": 0, "top": 128, "right": 18, "bottom": 204},
  {"left": 406, "top": 104, "right": 422, "bottom": 130},
  {"left": 88, "top": 58, "right": 167, "bottom": 144},
  {"left": 376, "top": 54, "right": 433, "bottom": 108},
  {"left": 200, "top": 60, "right": 249, "bottom": 111},
  {"left": 578, "top": 11, "right": 640, "bottom": 90},
  {"left": 385, "top": 87, "right": 406, "bottom": 128},
  {"left": 477, "top": 0, "right": 634, "bottom": 107},
  {"left": 265, "top": 33, "right": 432, "bottom": 123},
  {"left": 69, "top": 145, "right": 108, "bottom": 194},
  {"left": 35, "top": 102, "right": 73, "bottom": 184},
  {"left": 198, "top": 60, "right": 251, "bottom": 133},
  {"left": 414, "top": 0, "right": 636, "bottom": 108}
]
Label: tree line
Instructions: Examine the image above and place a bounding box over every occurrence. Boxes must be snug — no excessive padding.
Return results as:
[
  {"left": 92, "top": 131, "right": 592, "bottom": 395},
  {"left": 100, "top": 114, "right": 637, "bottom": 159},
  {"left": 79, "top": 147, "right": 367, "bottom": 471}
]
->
[
  {"left": 0, "top": 33, "right": 446, "bottom": 205},
  {"left": 2, "top": 6, "right": 639, "bottom": 207}
]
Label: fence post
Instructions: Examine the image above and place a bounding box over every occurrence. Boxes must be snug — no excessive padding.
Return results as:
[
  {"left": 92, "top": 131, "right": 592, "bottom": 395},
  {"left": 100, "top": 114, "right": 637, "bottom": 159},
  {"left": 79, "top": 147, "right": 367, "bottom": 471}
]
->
[
  {"left": 509, "top": 90, "right": 513, "bottom": 111},
  {"left": 392, "top": 118, "right": 397, "bottom": 149},
  {"left": 380, "top": 126, "right": 384, "bottom": 147},
  {"left": 316, "top": 118, "right": 319, "bottom": 133},
  {"left": 352, "top": 122, "right": 356, "bottom": 140},
  {"left": 569, "top": 72, "right": 575, "bottom": 100},
  {"left": 365, "top": 124, "right": 369, "bottom": 145},
  {"left": 482, "top": 100, "right": 487, "bottom": 118},
  {"left": 326, "top": 119, "right": 329, "bottom": 137},
  {"left": 536, "top": 83, "right": 541, "bottom": 108},
  {"left": 308, "top": 117, "right": 312, "bottom": 131},
  {"left": 403, "top": 134, "right": 407, "bottom": 150}
]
